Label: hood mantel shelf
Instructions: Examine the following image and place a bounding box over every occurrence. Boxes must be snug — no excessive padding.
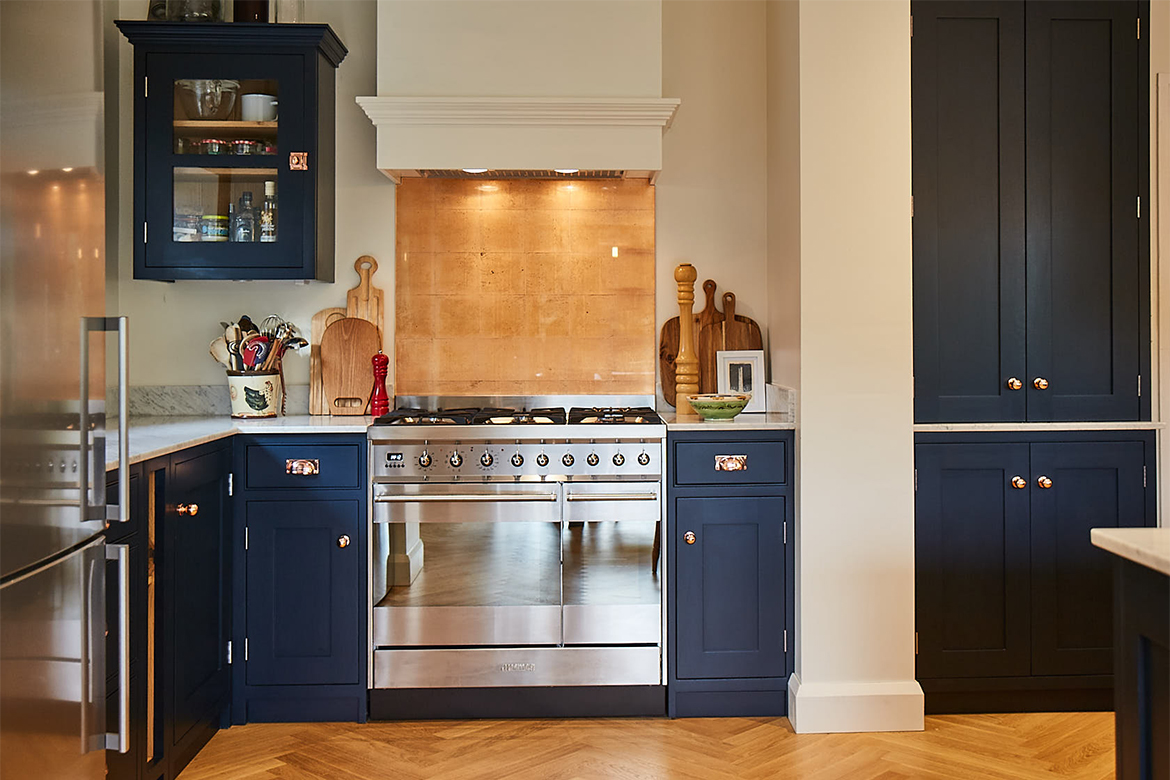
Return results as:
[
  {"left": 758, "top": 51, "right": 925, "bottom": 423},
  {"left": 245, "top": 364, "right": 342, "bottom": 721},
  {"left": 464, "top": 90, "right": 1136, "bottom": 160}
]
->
[{"left": 356, "top": 96, "right": 681, "bottom": 183}]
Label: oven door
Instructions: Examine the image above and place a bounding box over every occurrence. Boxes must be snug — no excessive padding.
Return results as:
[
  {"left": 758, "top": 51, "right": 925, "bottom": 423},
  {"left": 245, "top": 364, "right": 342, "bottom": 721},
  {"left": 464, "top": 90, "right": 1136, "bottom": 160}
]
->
[
  {"left": 372, "top": 483, "right": 562, "bottom": 647},
  {"left": 562, "top": 481, "right": 661, "bottom": 645}
]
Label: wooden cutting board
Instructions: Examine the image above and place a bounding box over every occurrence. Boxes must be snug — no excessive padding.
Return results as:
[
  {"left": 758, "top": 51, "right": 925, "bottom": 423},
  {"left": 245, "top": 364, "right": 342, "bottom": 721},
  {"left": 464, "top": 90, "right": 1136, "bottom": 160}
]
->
[
  {"left": 659, "top": 280, "right": 723, "bottom": 406},
  {"left": 698, "top": 291, "right": 764, "bottom": 391},
  {"left": 320, "top": 317, "right": 381, "bottom": 415},
  {"left": 722, "top": 292, "right": 763, "bottom": 352},
  {"left": 309, "top": 255, "right": 386, "bottom": 415}
]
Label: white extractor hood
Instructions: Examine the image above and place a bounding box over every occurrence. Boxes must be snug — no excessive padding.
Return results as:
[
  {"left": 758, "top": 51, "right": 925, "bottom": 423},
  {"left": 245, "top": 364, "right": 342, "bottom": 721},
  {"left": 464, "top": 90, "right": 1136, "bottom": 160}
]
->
[{"left": 356, "top": 0, "right": 679, "bottom": 182}]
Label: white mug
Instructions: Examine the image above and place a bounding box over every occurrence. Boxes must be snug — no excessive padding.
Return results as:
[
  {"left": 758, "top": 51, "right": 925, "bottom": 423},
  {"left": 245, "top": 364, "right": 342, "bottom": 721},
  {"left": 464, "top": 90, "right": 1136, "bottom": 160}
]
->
[{"left": 241, "top": 93, "right": 278, "bottom": 122}]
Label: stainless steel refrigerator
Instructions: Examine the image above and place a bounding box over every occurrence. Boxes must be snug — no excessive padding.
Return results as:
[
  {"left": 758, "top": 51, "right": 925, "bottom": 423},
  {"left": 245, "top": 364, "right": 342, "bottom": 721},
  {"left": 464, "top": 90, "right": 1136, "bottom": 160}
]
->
[{"left": 0, "top": 2, "right": 130, "bottom": 778}]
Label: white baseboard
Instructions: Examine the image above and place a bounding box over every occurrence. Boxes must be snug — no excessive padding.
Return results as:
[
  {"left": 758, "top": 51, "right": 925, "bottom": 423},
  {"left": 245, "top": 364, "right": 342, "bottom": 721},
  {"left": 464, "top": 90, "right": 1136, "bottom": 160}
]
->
[{"left": 788, "top": 673, "right": 924, "bottom": 733}]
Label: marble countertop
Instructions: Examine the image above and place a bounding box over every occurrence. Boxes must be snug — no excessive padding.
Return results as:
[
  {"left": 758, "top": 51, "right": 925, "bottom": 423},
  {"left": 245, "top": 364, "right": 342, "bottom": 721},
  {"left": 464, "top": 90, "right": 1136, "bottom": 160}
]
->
[
  {"left": 1091, "top": 527, "right": 1170, "bottom": 577},
  {"left": 107, "top": 415, "right": 372, "bottom": 470},
  {"left": 661, "top": 411, "right": 795, "bottom": 431}
]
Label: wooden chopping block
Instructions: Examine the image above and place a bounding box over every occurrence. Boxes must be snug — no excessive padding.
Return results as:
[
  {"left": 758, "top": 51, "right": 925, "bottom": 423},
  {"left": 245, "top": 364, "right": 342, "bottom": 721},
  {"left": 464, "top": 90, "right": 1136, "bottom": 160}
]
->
[
  {"left": 320, "top": 317, "right": 381, "bottom": 415},
  {"left": 659, "top": 280, "right": 723, "bottom": 405},
  {"left": 722, "top": 292, "right": 763, "bottom": 352},
  {"left": 346, "top": 255, "right": 384, "bottom": 329},
  {"left": 309, "top": 306, "right": 347, "bottom": 415}
]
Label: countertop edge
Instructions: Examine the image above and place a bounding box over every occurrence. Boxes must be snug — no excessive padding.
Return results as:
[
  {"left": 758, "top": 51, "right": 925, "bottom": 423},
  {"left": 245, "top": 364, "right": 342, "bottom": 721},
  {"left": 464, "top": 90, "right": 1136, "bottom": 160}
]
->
[
  {"left": 1091, "top": 527, "right": 1170, "bottom": 577},
  {"left": 915, "top": 422, "right": 1165, "bottom": 432},
  {"left": 662, "top": 412, "right": 795, "bottom": 431}
]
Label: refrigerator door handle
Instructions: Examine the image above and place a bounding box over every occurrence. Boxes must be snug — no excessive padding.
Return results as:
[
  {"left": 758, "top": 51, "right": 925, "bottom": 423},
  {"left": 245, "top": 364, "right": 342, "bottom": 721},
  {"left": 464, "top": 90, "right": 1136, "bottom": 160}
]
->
[
  {"left": 106, "top": 544, "right": 130, "bottom": 753},
  {"left": 79, "top": 316, "right": 130, "bottom": 524},
  {"left": 79, "top": 543, "right": 108, "bottom": 754}
]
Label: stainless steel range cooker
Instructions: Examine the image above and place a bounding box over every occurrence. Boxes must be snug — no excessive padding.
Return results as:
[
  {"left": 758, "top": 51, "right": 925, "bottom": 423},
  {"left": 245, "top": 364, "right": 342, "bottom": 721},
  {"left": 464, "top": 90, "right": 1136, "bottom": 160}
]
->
[{"left": 368, "top": 396, "right": 666, "bottom": 694}]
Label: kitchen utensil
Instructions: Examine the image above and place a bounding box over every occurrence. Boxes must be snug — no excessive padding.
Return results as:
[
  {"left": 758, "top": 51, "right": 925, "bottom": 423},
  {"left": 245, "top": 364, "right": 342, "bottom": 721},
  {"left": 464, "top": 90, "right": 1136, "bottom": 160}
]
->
[
  {"left": 346, "top": 256, "right": 384, "bottom": 329},
  {"left": 320, "top": 317, "right": 380, "bottom": 416},
  {"left": 685, "top": 393, "right": 751, "bottom": 420},
  {"left": 209, "top": 337, "right": 232, "bottom": 368},
  {"left": 721, "top": 292, "right": 764, "bottom": 352},
  {"left": 237, "top": 315, "right": 258, "bottom": 336},
  {"left": 240, "top": 334, "right": 271, "bottom": 369},
  {"left": 660, "top": 279, "right": 723, "bottom": 405},
  {"left": 309, "top": 306, "right": 347, "bottom": 414},
  {"left": 175, "top": 79, "right": 239, "bottom": 120}
]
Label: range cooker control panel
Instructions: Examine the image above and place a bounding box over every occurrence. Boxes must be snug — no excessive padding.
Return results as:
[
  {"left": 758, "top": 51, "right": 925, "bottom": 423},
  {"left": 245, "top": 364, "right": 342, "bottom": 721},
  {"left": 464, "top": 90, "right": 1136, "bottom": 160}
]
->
[{"left": 371, "top": 440, "right": 661, "bottom": 480}]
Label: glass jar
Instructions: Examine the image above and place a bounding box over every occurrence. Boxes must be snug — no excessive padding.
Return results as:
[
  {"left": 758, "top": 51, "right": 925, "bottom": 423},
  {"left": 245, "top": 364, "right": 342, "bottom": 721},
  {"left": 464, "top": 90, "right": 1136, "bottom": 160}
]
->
[
  {"left": 201, "top": 138, "right": 228, "bottom": 156},
  {"left": 166, "top": 0, "right": 224, "bottom": 21},
  {"left": 200, "top": 214, "right": 229, "bottom": 242},
  {"left": 271, "top": 0, "right": 304, "bottom": 23}
]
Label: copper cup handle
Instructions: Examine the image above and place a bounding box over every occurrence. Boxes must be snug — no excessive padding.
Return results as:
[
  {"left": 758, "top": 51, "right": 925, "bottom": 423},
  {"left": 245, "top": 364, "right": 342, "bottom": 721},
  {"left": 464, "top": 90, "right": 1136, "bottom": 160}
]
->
[{"left": 286, "top": 459, "right": 320, "bottom": 476}]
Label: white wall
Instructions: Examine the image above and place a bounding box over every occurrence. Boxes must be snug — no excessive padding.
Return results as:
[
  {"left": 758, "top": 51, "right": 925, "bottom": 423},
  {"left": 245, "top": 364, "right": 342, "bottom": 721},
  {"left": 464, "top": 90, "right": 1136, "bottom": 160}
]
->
[
  {"left": 376, "top": 0, "right": 661, "bottom": 98},
  {"left": 657, "top": 0, "right": 769, "bottom": 405},
  {"left": 787, "top": 0, "right": 922, "bottom": 733},
  {"left": 113, "top": 0, "right": 395, "bottom": 387}
]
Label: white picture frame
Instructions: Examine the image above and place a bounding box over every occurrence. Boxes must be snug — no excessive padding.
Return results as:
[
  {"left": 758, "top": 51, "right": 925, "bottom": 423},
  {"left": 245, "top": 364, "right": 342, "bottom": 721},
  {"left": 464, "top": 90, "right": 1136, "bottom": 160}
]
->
[{"left": 716, "top": 350, "right": 766, "bottom": 413}]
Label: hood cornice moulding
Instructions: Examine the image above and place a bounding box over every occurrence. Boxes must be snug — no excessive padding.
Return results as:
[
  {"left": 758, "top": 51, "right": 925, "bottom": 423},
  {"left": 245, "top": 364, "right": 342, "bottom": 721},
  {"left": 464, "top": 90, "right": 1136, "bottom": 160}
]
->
[{"left": 356, "top": 96, "right": 680, "bottom": 129}]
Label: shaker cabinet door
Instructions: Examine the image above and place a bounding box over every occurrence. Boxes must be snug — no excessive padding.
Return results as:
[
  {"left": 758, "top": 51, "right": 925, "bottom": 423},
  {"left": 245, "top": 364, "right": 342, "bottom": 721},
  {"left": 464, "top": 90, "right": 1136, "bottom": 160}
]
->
[
  {"left": 915, "top": 443, "right": 1032, "bottom": 679},
  {"left": 912, "top": 1, "right": 1026, "bottom": 423},
  {"left": 674, "top": 496, "right": 786, "bottom": 681},
  {"left": 244, "top": 499, "right": 363, "bottom": 686}
]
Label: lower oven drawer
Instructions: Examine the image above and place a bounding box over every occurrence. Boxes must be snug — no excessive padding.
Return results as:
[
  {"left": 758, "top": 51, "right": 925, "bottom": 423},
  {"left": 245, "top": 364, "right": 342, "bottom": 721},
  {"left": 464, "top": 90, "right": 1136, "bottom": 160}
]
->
[
  {"left": 374, "top": 646, "right": 661, "bottom": 688},
  {"left": 374, "top": 605, "right": 560, "bottom": 647},
  {"left": 562, "top": 482, "right": 660, "bottom": 524}
]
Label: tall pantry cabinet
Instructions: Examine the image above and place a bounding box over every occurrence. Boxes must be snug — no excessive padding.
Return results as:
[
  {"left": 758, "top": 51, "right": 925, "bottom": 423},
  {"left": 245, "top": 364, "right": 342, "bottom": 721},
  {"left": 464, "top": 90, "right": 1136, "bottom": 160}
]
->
[{"left": 911, "top": 0, "right": 1154, "bottom": 713}]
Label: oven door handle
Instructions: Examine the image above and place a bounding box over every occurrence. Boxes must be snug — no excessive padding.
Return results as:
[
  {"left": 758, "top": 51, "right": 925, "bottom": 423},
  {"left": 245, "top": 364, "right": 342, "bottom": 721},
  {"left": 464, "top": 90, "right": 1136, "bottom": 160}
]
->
[
  {"left": 374, "top": 493, "right": 559, "bottom": 503},
  {"left": 564, "top": 492, "right": 658, "bottom": 502}
]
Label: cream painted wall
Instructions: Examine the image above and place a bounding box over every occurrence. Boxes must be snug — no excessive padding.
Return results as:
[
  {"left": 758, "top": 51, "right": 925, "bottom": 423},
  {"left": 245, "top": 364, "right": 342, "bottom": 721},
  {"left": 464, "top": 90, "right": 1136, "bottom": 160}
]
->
[
  {"left": 766, "top": 0, "right": 800, "bottom": 393},
  {"left": 1150, "top": 0, "right": 1169, "bottom": 526},
  {"left": 113, "top": 0, "right": 395, "bottom": 387},
  {"left": 376, "top": 0, "right": 661, "bottom": 98},
  {"left": 657, "top": 0, "right": 769, "bottom": 406},
  {"left": 787, "top": 0, "right": 922, "bottom": 733}
]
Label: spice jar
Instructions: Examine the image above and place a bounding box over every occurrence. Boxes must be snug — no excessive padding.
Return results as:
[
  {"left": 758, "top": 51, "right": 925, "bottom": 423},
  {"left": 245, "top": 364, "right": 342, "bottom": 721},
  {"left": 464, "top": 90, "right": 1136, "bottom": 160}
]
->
[
  {"left": 200, "top": 214, "right": 229, "bottom": 242},
  {"left": 201, "top": 138, "right": 228, "bottom": 155},
  {"left": 232, "top": 139, "right": 259, "bottom": 155}
]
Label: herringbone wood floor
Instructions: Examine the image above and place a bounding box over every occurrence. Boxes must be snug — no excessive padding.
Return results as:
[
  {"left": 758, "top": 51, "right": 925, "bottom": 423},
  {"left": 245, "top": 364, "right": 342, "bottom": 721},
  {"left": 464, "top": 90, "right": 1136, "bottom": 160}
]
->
[{"left": 178, "top": 712, "right": 1114, "bottom": 779}]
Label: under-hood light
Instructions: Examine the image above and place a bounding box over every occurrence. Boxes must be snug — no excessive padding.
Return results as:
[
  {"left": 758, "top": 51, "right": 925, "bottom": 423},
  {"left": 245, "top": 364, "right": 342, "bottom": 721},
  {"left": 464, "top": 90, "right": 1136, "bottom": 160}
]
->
[
  {"left": 461, "top": 168, "right": 489, "bottom": 174},
  {"left": 554, "top": 168, "right": 579, "bottom": 175}
]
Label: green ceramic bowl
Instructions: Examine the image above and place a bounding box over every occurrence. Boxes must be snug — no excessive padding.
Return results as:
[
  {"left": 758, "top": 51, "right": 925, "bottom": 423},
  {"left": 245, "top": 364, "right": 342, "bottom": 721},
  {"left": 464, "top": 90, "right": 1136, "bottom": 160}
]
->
[{"left": 685, "top": 393, "right": 751, "bottom": 420}]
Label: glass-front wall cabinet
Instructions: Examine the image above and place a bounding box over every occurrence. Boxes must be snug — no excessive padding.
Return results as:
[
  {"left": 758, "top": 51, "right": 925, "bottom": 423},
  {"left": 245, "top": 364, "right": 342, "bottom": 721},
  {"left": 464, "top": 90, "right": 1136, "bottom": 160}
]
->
[{"left": 117, "top": 23, "right": 346, "bottom": 281}]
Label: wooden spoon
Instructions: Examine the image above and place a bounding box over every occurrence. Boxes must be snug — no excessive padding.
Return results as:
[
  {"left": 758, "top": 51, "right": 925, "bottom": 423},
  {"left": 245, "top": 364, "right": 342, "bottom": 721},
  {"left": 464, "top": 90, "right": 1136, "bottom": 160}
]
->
[{"left": 209, "top": 337, "right": 232, "bottom": 368}]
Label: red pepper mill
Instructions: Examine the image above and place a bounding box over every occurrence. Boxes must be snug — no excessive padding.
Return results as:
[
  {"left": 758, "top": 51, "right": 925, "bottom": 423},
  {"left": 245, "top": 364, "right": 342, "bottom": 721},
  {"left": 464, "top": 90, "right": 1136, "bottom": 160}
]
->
[{"left": 369, "top": 350, "right": 390, "bottom": 417}]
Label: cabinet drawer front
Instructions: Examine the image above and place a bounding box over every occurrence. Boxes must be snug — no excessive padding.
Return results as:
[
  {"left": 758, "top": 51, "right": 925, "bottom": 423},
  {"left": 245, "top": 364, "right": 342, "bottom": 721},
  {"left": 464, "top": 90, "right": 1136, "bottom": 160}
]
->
[
  {"left": 673, "top": 440, "right": 787, "bottom": 486},
  {"left": 245, "top": 443, "right": 361, "bottom": 490}
]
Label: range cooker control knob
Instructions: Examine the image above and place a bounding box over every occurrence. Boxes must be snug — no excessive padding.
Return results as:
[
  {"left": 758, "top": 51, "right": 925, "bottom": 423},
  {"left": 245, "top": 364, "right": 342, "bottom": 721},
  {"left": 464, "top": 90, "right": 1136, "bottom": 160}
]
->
[
  {"left": 449, "top": 452, "right": 463, "bottom": 468},
  {"left": 536, "top": 453, "right": 549, "bottom": 467},
  {"left": 562, "top": 453, "right": 575, "bottom": 467},
  {"left": 587, "top": 453, "right": 599, "bottom": 467},
  {"left": 637, "top": 452, "right": 650, "bottom": 466},
  {"left": 418, "top": 452, "right": 432, "bottom": 468},
  {"left": 480, "top": 452, "right": 494, "bottom": 467},
  {"left": 613, "top": 453, "right": 625, "bottom": 467},
  {"left": 511, "top": 453, "right": 524, "bottom": 467}
]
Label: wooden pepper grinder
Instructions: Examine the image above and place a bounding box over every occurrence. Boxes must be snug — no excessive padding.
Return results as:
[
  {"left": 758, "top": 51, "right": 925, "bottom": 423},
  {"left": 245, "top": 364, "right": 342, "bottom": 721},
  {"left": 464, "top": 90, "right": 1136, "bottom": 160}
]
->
[
  {"left": 674, "top": 263, "right": 699, "bottom": 414},
  {"left": 369, "top": 350, "right": 389, "bottom": 417}
]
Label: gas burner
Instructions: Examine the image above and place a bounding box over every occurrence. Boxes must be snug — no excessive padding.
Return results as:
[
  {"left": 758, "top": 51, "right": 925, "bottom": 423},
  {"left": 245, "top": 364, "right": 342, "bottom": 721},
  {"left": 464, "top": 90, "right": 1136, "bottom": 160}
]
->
[
  {"left": 476, "top": 407, "right": 566, "bottom": 425},
  {"left": 568, "top": 407, "right": 663, "bottom": 425},
  {"left": 374, "top": 407, "right": 479, "bottom": 426}
]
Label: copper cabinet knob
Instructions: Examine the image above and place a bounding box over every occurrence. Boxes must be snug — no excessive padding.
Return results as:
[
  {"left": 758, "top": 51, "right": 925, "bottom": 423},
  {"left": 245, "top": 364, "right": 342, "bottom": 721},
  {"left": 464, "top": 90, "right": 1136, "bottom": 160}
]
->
[
  {"left": 1011, "top": 476, "right": 1027, "bottom": 489},
  {"left": 1037, "top": 475, "right": 1053, "bottom": 489},
  {"left": 683, "top": 531, "right": 696, "bottom": 545},
  {"left": 1006, "top": 377, "right": 1023, "bottom": 391},
  {"left": 177, "top": 503, "right": 199, "bottom": 516},
  {"left": 1033, "top": 377, "right": 1049, "bottom": 390},
  {"left": 337, "top": 534, "right": 351, "bottom": 548}
]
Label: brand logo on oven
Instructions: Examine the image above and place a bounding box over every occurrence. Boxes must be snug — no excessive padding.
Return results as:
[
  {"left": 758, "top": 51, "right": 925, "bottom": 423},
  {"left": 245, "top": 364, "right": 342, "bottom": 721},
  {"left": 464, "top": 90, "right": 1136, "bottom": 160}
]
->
[{"left": 499, "top": 662, "right": 536, "bottom": 673}]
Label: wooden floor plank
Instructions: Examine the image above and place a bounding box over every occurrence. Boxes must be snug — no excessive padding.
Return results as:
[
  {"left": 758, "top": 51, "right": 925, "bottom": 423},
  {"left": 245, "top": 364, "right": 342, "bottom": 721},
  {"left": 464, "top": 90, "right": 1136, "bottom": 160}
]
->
[{"left": 177, "top": 712, "right": 1114, "bottom": 780}]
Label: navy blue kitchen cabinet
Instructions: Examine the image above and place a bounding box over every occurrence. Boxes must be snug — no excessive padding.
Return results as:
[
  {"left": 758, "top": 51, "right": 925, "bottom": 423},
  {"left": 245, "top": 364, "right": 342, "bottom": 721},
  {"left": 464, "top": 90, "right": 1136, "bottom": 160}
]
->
[
  {"left": 914, "top": 432, "right": 1156, "bottom": 713},
  {"left": 232, "top": 435, "right": 367, "bottom": 723},
  {"left": 116, "top": 22, "right": 346, "bottom": 281},
  {"left": 164, "top": 442, "right": 233, "bottom": 777},
  {"left": 912, "top": 1, "right": 1148, "bottom": 423},
  {"left": 667, "top": 429, "right": 793, "bottom": 717}
]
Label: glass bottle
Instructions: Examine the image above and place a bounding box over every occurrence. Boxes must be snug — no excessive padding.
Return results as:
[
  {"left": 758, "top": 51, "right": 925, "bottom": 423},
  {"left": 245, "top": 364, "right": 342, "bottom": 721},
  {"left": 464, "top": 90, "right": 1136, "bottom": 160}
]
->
[
  {"left": 272, "top": 0, "right": 304, "bottom": 22},
  {"left": 233, "top": 191, "right": 256, "bottom": 242},
  {"left": 233, "top": 0, "right": 268, "bottom": 22},
  {"left": 259, "top": 181, "right": 277, "bottom": 242},
  {"left": 165, "top": 0, "right": 224, "bottom": 21}
]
